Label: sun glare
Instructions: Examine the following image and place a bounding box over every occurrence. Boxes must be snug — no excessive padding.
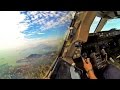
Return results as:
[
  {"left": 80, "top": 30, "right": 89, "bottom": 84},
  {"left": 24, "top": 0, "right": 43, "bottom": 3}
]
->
[{"left": 0, "top": 11, "right": 28, "bottom": 49}]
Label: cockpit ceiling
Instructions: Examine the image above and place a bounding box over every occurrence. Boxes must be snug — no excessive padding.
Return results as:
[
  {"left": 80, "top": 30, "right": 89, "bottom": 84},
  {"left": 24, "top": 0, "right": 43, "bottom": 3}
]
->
[{"left": 96, "top": 11, "right": 120, "bottom": 19}]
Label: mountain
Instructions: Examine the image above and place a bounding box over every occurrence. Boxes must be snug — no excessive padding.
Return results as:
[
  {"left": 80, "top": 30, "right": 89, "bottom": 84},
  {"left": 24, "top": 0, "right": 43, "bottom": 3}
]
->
[
  {"left": 26, "top": 54, "right": 42, "bottom": 59},
  {"left": 16, "top": 51, "right": 58, "bottom": 65},
  {"left": 20, "top": 40, "right": 61, "bottom": 56},
  {"left": 16, "top": 38, "right": 64, "bottom": 65}
]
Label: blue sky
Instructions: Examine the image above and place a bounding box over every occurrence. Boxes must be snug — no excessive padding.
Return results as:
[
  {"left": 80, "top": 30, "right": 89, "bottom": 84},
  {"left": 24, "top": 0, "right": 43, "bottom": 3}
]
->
[
  {"left": 0, "top": 11, "right": 120, "bottom": 49},
  {"left": 21, "top": 12, "right": 120, "bottom": 38},
  {"left": 0, "top": 11, "right": 75, "bottom": 49},
  {"left": 20, "top": 11, "right": 74, "bottom": 39},
  {"left": 101, "top": 18, "right": 120, "bottom": 31},
  {"left": 21, "top": 20, "right": 71, "bottom": 39},
  {"left": 90, "top": 16, "right": 120, "bottom": 33}
]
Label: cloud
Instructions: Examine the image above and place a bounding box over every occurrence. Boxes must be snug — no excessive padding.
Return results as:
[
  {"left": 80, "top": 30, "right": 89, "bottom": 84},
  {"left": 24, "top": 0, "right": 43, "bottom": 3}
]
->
[
  {"left": 0, "top": 11, "right": 31, "bottom": 49},
  {"left": 21, "top": 11, "right": 76, "bottom": 32},
  {"left": 37, "top": 32, "right": 45, "bottom": 34},
  {"left": 0, "top": 11, "right": 76, "bottom": 49}
]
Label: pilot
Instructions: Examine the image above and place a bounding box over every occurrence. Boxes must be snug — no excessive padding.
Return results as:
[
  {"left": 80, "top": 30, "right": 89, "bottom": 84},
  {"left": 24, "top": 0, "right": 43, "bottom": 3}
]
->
[{"left": 82, "top": 58, "right": 120, "bottom": 79}]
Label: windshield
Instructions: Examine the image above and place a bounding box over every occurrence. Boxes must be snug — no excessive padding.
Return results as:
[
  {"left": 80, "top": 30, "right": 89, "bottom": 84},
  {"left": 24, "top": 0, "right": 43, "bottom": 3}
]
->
[
  {"left": 90, "top": 16, "right": 120, "bottom": 33},
  {"left": 101, "top": 18, "right": 120, "bottom": 31},
  {"left": 89, "top": 16, "right": 101, "bottom": 33},
  {"left": 0, "top": 11, "right": 75, "bottom": 79}
]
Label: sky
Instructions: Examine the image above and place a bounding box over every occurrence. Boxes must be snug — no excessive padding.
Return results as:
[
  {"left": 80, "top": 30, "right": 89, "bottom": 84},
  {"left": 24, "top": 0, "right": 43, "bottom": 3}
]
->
[
  {"left": 0, "top": 11, "right": 120, "bottom": 49},
  {"left": 0, "top": 11, "right": 75, "bottom": 50},
  {"left": 20, "top": 11, "right": 75, "bottom": 39},
  {"left": 89, "top": 16, "right": 120, "bottom": 33}
]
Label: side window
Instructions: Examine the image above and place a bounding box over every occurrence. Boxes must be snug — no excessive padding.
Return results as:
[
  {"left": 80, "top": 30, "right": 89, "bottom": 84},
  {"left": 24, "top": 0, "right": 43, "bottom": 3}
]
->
[
  {"left": 89, "top": 16, "right": 101, "bottom": 33},
  {"left": 0, "top": 11, "right": 74, "bottom": 79}
]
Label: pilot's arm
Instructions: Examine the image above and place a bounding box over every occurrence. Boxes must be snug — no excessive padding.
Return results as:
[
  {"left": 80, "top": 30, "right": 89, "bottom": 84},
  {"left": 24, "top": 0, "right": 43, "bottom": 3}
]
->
[{"left": 82, "top": 58, "right": 97, "bottom": 79}]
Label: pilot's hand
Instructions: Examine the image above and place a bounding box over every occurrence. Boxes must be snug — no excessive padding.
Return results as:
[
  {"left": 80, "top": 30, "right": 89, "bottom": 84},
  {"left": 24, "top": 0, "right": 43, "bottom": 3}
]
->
[
  {"left": 82, "top": 58, "right": 93, "bottom": 72},
  {"left": 82, "top": 58, "right": 97, "bottom": 79}
]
